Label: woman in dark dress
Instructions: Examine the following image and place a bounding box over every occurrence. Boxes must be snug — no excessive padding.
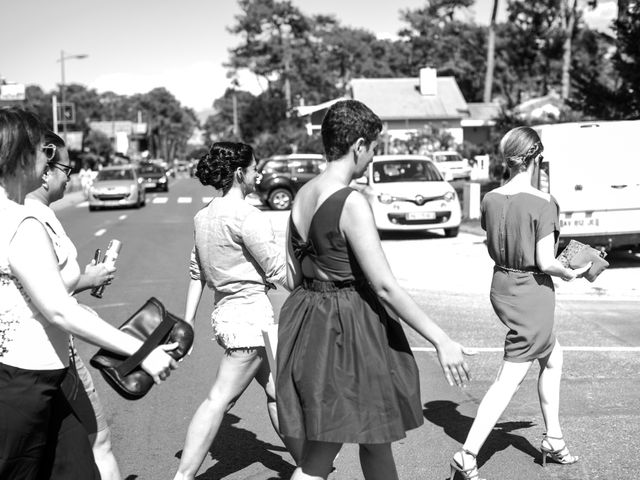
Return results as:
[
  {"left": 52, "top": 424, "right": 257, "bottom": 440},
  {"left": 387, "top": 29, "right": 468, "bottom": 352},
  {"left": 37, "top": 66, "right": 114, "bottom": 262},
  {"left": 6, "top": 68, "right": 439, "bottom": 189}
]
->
[
  {"left": 276, "top": 100, "right": 474, "bottom": 480},
  {"left": 449, "top": 127, "right": 591, "bottom": 480}
]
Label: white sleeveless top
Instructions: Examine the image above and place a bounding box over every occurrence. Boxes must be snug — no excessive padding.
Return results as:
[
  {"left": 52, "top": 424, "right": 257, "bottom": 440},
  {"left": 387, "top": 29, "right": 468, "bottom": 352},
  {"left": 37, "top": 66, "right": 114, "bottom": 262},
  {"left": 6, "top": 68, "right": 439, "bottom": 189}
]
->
[{"left": 0, "top": 188, "right": 80, "bottom": 369}]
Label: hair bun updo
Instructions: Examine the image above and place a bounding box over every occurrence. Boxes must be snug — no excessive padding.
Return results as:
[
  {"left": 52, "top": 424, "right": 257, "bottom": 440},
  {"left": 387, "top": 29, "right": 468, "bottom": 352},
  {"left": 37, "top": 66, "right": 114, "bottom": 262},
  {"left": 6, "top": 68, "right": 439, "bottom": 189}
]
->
[{"left": 195, "top": 141, "right": 255, "bottom": 195}]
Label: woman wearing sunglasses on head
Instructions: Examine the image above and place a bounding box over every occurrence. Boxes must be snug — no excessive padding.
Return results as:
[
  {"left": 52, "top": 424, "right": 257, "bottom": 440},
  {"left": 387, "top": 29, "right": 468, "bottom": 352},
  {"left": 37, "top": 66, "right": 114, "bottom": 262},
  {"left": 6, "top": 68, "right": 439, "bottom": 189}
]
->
[
  {"left": 25, "top": 130, "right": 123, "bottom": 480},
  {"left": 0, "top": 107, "right": 178, "bottom": 479}
]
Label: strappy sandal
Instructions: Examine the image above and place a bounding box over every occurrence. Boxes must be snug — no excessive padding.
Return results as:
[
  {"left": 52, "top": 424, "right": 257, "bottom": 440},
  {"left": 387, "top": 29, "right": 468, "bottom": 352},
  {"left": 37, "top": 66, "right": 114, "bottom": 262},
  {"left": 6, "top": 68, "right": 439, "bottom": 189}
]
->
[
  {"left": 540, "top": 433, "right": 579, "bottom": 467},
  {"left": 450, "top": 449, "right": 485, "bottom": 480}
]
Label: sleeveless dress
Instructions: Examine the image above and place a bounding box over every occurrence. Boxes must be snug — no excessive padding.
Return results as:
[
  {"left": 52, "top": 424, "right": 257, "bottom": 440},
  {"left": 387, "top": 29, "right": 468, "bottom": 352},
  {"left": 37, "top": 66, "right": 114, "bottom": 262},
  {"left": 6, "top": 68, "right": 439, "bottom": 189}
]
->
[
  {"left": 481, "top": 191, "right": 560, "bottom": 362},
  {"left": 276, "top": 187, "right": 423, "bottom": 444}
]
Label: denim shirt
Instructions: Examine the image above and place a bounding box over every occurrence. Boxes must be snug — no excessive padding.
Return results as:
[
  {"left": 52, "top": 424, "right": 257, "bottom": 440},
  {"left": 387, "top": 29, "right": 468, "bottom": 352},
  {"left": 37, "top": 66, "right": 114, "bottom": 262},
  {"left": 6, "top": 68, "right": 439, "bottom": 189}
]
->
[{"left": 190, "top": 196, "right": 286, "bottom": 307}]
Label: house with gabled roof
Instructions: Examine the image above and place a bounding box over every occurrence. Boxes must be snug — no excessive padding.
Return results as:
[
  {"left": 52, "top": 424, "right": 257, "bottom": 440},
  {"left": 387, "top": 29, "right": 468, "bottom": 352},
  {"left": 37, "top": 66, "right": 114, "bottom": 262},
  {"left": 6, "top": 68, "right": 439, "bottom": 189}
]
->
[{"left": 293, "top": 75, "right": 500, "bottom": 148}]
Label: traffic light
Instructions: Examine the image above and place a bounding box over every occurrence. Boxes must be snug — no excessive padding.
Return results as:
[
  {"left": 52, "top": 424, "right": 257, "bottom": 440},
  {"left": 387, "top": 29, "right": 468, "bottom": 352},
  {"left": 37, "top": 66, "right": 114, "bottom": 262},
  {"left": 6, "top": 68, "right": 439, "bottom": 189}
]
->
[{"left": 57, "top": 102, "right": 75, "bottom": 124}]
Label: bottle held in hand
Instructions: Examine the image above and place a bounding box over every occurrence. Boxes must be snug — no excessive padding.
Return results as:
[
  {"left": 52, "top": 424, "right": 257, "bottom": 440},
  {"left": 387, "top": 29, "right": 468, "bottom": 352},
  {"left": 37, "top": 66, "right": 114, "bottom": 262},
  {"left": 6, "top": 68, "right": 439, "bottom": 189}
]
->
[{"left": 91, "top": 239, "right": 122, "bottom": 298}]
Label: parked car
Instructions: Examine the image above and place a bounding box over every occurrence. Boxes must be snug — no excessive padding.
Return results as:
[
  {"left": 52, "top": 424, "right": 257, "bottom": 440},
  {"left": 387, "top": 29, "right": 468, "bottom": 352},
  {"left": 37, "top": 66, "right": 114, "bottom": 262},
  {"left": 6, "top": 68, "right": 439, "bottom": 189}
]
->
[
  {"left": 138, "top": 163, "right": 169, "bottom": 192},
  {"left": 88, "top": 165, "right": 146, "bottom": 211},
  {"left": 352, "top": 155, "right": 461, "bottom": 236},
  {"left": 427, "top": 151, "right": 472, "bottom": 181},
  {"left": 255, "top": 154, "right": 325, "bottom": 210}
]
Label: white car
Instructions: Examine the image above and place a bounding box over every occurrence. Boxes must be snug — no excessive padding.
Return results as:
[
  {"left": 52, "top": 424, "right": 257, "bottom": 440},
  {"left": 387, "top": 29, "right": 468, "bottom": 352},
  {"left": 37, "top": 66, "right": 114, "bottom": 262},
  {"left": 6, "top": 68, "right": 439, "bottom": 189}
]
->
[
  {"left": 352, "top": 155, "right": 461, "bottom": 237},
  {"left": 428, "top": 151, "right": 472, "bottom": 181}
]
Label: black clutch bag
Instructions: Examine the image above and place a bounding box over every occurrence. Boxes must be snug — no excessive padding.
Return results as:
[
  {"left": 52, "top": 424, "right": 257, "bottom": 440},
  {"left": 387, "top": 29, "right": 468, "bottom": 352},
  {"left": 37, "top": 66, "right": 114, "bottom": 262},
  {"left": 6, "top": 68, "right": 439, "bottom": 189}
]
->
[
  {"left": 90, "top": 297, "right": 194, "bottom": 400},
  {"left": 557, "top": 239, "right": 609, "bottom": 282}
]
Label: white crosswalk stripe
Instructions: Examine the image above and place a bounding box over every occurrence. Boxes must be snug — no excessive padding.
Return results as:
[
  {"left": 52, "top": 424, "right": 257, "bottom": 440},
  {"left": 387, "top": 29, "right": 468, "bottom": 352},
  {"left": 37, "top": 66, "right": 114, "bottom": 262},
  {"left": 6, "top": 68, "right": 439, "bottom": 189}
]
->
[
  {"left": 202, "top": 197, "right": 213, "bottom": 203},
  {"left": 177, "top": 197, "right": 192, "bottom": 204},
  {"left": 77, "top": 201, "right": 88, "bottom": 208},
  {"left": 152, "top": 197, "right": 169, "bottom": 204}
]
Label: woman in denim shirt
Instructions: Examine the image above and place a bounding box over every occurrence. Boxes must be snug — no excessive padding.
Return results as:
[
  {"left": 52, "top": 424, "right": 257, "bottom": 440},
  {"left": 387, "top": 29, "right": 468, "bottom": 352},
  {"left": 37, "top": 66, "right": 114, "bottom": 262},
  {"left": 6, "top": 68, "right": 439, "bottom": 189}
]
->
[{"left": 173, "top": 142, "right": 302, "bottom": 480}]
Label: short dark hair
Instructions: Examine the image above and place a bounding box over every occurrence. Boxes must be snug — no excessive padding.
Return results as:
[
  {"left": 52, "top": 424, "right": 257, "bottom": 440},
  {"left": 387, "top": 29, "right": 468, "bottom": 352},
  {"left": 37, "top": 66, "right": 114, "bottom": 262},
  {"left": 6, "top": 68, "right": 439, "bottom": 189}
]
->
[
  {"left": 321, "top": 100, "right": 382, "bottom": 161},
  {"left": 195, "top": 141, "right": 254, "bottom": 195},
  {"left": 0, "top": 107, "right": 46, "bottom": 179}
]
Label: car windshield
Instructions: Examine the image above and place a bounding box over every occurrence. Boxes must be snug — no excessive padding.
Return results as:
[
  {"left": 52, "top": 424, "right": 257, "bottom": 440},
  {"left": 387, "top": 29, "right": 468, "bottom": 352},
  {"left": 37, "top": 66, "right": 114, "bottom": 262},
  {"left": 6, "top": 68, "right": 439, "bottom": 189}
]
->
[
  {"left": 96, "top": 169, "right": 134, "bottom": 181},
  {"left": 432, "top": 153, "right": 463, "bottom": 162},
  {"left": 373, "top": 160, "right": 441, "bottom": 183},
  {"left": 260, "top": 160, "right": 289, "bottom": 174},
  {"left": 138, "top": 165, "right": 163, "bottom": 174}
]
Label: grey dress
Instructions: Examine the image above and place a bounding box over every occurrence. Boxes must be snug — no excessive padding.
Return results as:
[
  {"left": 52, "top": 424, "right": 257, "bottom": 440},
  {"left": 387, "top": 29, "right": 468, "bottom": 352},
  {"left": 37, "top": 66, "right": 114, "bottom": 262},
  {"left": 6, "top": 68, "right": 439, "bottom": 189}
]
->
[{"left": 481, "top": 191, "right": 560, "bottom": 362}]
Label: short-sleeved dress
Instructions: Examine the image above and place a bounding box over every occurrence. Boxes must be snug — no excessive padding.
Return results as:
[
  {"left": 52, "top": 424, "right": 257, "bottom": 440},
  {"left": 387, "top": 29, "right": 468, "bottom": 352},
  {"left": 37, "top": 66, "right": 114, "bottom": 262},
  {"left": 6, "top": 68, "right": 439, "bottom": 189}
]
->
[
  {"left": 481, "top": 191, "right": 560, "bottom": 362},
  {"left": 276, "top": 187, "right": 423, "bottom": 444}
]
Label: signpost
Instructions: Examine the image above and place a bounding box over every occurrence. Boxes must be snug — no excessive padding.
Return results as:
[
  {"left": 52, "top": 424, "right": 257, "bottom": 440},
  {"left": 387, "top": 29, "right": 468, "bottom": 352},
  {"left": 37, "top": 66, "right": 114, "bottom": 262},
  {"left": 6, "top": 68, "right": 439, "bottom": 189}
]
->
[{"left": 57, "top": 102, "right": 76, "bottom": 124}]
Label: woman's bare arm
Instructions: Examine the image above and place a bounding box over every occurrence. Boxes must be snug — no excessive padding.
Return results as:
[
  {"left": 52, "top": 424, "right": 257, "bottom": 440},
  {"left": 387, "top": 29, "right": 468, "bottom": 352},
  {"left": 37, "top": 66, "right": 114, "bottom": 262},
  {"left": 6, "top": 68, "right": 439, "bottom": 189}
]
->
[{"left": 341, "top": 193, "right": 474, "bottom": 387}]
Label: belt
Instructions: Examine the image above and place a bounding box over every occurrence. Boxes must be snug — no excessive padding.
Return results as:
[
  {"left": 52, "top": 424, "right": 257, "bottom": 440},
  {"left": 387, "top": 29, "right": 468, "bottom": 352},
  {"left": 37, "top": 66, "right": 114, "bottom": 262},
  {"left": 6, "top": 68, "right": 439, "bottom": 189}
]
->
[{"left": 495, "top": 265, "right": 545, "bottom": 275}]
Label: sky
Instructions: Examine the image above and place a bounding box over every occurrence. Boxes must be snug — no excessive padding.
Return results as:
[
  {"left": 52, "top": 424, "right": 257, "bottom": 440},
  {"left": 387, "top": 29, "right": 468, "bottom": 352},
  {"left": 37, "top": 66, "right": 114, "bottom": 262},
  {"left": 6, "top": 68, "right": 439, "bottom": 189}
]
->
[{"left": 0, "top": 0, "right": 618, "bottom": 113}]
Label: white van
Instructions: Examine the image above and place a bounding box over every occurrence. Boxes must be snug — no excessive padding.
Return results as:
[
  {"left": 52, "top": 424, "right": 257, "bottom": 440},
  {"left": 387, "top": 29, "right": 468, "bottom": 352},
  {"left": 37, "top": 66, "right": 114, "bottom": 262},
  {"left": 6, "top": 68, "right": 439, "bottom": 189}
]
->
[{"left": 533, "top": 120, "right": 640, "bottom": 251}]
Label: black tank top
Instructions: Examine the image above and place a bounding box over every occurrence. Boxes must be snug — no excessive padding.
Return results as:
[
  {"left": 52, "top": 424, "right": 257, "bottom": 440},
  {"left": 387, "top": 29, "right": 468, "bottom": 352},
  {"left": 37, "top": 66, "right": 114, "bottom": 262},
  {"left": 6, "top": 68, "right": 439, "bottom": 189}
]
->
[{"left": 289, "top": 187, "right": 363, "bottom": 282}]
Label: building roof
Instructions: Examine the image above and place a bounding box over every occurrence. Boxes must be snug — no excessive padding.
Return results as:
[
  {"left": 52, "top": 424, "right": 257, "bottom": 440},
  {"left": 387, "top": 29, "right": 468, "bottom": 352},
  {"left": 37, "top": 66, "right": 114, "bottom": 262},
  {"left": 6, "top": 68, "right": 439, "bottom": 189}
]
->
[
  {"left": 350, "top": 77, "right": 469, "bottom": 120},
  {"left": 461, "top": 102, "right": 502, "bottom": 127}
]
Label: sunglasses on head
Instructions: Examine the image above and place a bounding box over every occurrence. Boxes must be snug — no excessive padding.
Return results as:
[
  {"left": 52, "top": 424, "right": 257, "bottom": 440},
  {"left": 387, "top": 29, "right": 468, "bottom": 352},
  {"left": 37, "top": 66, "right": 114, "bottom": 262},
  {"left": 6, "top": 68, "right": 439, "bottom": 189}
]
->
[
  {"left": 48, "top": 161, "right": 73, "bottom": 179},
  {"left": 41, "top": 144, "right": 57, "bottom": 161}
]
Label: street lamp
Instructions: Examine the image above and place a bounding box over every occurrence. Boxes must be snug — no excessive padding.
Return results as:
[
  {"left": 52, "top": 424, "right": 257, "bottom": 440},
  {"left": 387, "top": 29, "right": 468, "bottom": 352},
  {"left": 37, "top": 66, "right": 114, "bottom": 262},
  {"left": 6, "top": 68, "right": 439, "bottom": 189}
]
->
[{"left": 57, "top": 50, "right": 88, "bottom": 140}]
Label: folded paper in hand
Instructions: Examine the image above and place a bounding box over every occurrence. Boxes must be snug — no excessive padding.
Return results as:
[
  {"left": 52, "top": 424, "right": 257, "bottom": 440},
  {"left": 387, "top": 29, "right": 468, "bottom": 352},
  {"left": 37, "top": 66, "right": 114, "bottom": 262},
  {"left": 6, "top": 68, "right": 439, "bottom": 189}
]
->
[{"left": 557, "top": 239, "right": 609, "bottom": 282}]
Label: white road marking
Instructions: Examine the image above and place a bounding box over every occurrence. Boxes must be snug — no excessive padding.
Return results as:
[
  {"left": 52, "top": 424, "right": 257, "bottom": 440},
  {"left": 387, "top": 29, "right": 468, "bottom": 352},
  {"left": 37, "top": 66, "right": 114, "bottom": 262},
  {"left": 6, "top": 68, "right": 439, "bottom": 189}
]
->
[
  {"left": 77, "top": 201, "right": 89, "bottom": 208},
  {"left": 94, "top": 228, "right": 107, "bottom": 237},
  {"left": 118, "top": 215, "right": 127, "bottom": 220},
  {"left": 177, "top": 197, "right": 192, "bottom": 204},
  {"left": 152, "top": 197, "right": 169, "bottom": 204},
  {"left": 411, "top": 346, "right": 640, "bottom": 353},
  {"left": 202, "top": 197, "right": 213, "bottom": 203}
]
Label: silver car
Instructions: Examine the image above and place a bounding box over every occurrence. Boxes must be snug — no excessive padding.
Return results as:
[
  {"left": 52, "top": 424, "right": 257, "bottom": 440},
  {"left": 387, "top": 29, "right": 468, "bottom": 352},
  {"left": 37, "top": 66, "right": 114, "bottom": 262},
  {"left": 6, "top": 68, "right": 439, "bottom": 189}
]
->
[{"left": 88, "top": 165, "right": 146, "bottom": 211}]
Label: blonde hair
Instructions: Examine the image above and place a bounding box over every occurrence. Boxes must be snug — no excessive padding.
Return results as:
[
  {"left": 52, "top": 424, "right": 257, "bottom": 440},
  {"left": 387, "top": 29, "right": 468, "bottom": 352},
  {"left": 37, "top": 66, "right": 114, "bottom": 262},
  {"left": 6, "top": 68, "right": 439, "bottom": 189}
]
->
[{"left": 499, "top": 126, "right": 542, "bottom": 173}]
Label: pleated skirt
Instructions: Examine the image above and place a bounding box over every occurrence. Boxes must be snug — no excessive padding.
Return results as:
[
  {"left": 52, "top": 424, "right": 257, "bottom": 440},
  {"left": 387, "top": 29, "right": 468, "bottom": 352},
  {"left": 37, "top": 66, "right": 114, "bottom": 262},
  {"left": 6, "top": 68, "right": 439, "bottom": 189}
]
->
[{"left": 276, "top": 278, "right": 423, "bottom": 444}]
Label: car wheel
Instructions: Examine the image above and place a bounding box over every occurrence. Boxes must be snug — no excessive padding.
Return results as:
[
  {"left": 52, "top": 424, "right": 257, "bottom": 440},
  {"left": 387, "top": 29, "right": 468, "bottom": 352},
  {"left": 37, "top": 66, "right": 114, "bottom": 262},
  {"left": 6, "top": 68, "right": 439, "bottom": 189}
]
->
[
  {"left": 444, "top": 227, "right": 459, "bottom": 238},
  {"left": 89, "top": 205, "right": 97, "bottom": 212},
  {"left": 268, "top": 188, "right": 293, "bottom": 210}
]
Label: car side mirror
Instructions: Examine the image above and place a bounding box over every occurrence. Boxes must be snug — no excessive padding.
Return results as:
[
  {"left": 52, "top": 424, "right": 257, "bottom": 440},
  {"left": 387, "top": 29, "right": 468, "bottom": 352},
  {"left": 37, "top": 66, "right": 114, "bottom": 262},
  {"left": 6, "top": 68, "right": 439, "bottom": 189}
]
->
[{"left": 354, "top": 175, "right": 368, "bottom": 185}]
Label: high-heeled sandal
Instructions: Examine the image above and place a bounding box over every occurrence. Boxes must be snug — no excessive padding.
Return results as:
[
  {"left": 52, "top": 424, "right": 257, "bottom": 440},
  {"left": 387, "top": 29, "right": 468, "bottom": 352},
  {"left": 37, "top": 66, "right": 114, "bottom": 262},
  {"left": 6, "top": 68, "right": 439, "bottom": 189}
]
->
[
  {"left": 540, "top": 433, "right": 579, "bottom": 467},
  {"left": 450, "top": 449, "right": 485, "bottom": 480}
]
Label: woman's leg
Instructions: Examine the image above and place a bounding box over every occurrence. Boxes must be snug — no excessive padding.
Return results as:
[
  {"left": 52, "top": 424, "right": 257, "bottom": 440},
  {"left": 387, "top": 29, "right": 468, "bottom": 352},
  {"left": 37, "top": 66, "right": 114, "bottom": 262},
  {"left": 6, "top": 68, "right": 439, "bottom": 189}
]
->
[
  {"left": 173, "top": 348, "right": 264, "bottom": 480},
  {"left": 291, "top": 441, "right": 342, "bottom": 480},
  {"left": 359, "top": 443, "right": 398, "bottom": 480},
  {"left": 537, "top": 341, "right": 563, "bottom": 437},
  {"left": 253, "top": 349, "right": 305, "bottom": 465},
  {"left": 458, "top": 360, "right": 533, "bottom": 462},
  {"left": 91, "top": 426, "right": 122, "bottom": 480}
]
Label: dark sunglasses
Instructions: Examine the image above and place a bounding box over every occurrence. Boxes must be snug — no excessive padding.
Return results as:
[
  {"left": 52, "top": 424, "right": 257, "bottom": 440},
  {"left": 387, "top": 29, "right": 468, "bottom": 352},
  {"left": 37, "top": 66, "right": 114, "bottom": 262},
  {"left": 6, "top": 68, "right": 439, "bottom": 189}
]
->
[
  {"left": 41, "top": 144, "right": 57, "bottom": 161},
  {"left": 48, "top": 161, "right": 73, "bottom": 179}
]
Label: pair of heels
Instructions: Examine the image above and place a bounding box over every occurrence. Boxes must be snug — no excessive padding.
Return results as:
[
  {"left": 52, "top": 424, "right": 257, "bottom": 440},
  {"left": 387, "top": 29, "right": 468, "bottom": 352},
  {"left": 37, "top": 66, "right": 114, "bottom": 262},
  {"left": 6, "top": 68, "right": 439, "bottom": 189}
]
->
[
  {"left": 450, "top": 434, "right": 578, "bottom": 479},
  {"left": 450, "top": 449, "right": 484, "bottom": 480},
  {"left": 540, "top": 433, "right": 579, "bottom": 467}
]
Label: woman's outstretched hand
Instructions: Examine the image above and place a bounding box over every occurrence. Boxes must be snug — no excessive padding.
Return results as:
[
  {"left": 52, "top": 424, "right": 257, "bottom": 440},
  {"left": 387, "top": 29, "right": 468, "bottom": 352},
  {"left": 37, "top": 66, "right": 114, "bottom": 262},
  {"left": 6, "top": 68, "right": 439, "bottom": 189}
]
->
[
  {"left": 436, "top": 340, "right": 477, "bottom": 388},
  {"left": 141, "top": 342, "right": 179, "bottom": 384}
]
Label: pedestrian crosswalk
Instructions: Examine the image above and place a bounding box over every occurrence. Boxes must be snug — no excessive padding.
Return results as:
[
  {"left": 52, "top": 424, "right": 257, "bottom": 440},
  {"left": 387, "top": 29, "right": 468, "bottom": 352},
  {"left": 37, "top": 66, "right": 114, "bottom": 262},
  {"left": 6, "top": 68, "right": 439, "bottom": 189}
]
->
[{"left": 77, "top": 195, "right": 262, "bottom": 208}]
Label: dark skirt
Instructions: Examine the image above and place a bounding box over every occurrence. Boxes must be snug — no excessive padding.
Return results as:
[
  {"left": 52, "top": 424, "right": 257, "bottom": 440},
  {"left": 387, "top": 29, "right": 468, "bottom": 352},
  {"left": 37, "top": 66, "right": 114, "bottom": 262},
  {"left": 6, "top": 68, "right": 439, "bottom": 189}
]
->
[
  {"left": 0, "top": 362, "right": 99, "bottom": 480},
  {"left": 490, "top": 267, "right": 556, "bottom": 362},
  {"left": 276, "top": 279, "right": 423, "bottom": 444}
]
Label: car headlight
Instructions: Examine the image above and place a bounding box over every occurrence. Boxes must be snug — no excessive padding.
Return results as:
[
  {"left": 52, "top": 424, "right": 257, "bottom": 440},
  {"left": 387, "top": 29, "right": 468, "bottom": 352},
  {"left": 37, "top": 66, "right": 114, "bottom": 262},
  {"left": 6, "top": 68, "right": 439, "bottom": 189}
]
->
[
  {"left": 444, "top": 191, "right": 456, "bottom": 202},
  {"left": 158, "top": 177, "right": 167, "bottom": 183},
  {"left": 378, "top": 193, "right": 394, "bottom": 204}
]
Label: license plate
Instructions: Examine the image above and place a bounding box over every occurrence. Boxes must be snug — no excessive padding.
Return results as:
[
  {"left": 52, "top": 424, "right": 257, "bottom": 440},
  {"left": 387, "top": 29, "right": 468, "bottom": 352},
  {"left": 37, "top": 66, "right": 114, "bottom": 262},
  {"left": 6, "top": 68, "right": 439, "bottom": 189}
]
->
[
  {"left": 560, "top": 217, "right": 600, "bottom": 228},
  {"left": 406, "top": 211, "right": 436, "bottom": 220},
  {"left": 146, "top": 182, "right": 156, "bottom": 188}
]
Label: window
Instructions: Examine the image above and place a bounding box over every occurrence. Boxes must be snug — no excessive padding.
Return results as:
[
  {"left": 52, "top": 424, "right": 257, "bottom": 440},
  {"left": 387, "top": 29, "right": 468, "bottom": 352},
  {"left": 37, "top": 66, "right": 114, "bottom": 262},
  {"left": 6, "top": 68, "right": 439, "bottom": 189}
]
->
[{"left": 373, "top": 161, "right": 441, "bottom": 183}]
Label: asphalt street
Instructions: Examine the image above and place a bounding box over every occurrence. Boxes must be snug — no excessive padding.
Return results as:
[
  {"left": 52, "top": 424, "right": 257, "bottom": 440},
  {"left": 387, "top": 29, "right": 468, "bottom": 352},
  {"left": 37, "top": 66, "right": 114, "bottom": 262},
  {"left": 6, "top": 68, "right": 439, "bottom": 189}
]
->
[{"left": 54, "top": 175, "right": 640, "bottom": 479}]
